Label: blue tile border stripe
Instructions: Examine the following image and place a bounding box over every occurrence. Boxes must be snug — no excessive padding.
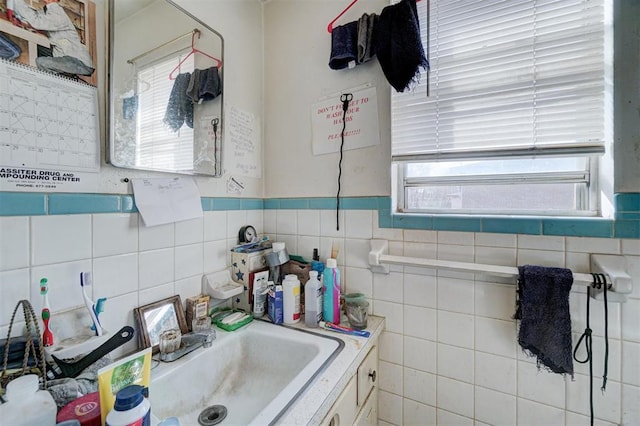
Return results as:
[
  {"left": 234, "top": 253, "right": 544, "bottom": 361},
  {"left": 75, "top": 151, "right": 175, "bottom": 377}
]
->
[
  {"left": 48, "top": 194, "right": 121, "bottom": 215},
  {"left": 1, "top": 192, "right": 638, "bottom": 239},
  {"left": 0, "top": 192, "right": 47, "bottom": 216}
]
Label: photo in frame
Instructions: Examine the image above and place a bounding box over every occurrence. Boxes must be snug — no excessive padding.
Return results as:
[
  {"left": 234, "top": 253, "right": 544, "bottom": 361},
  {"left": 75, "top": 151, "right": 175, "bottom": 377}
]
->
[{"left": 133, "top": 295, "right": 188, "bottom": 354}]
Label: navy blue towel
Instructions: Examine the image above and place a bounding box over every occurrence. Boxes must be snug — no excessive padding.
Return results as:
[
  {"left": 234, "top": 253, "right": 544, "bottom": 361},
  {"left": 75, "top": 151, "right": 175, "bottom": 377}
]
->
[
  {"left": 198, "top": 66, "right": 222, "bottom": 101},
  {"left": 516, "top": 265, "right": 574, "bottom": 376},
  {"left": 374, "top": 0, "right": 429, "bottom": 92},
  {"left": 329, "top": 21, "right": 359, "bottom": 70}
]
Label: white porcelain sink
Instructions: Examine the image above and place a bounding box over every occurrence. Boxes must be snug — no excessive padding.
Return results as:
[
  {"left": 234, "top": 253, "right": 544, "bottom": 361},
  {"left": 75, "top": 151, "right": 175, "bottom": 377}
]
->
[{"left": 149, "top": 320, "right": 344, "bottom": 426}]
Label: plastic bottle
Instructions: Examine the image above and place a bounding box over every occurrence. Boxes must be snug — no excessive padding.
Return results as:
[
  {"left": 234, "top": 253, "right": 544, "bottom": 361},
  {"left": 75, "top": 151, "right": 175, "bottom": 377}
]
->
[
  {"left": 252, "top": 274, "right": 269, "bottom": 317},
  {"left": 323, "top": 258, "right": 341, "bottom": 324},
  {"left": 282, "top": 274, "right": 301, "bottom": 324},
  {"left": 106, "top": 385, "right": 151, "bottom": 426},
  {"left": 305, "top": 270, "right": 323, "bottom": 327},
  {"left": 0, "top": 374, "right": 57, "bottom": 426}
]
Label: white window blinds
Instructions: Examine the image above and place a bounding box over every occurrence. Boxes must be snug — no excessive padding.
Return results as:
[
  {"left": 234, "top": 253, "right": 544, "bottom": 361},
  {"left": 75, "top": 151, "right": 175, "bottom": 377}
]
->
[
  {"left": 392, "top": 0, "right": 607, "bottom": 162},
  {"left": 136, "top": 53, "right": 194, "bottom": 171}
]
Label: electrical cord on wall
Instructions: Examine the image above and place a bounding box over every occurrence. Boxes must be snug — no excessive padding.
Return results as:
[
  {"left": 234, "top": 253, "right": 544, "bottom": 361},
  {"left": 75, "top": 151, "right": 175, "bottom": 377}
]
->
[
  {"left": 573, "top": 273, "right": 611, "bottom": 426},
  {"left": 599, "top": 273, "right": 609, "bottom": 393},
  {"left": 212, "top": 118, "right": 219, "bottom": 175},
  {"left": 573, "top": 283, "right": 594, "bottom": 426},
  {"left": 336, "top": 93, "right": 353, "bottom": 231}
]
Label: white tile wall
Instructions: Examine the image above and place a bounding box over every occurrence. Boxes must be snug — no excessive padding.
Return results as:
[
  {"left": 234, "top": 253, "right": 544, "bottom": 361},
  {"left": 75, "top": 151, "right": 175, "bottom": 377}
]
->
[
  {"left": 437, "top": 376, "right": 475, "bottom": 418},
  {"left": 474, "top": 386, "right": 517, "bottom": 425},
  {"left": 31, "top": 215, "right": 92, "bottom": 265},
  {"left": 0, "top": 217, "right": 29, "bottom": 270},
  {"left": 517, "top": 398, "right": 565, "bottom": 426},
  {"left": 93, "top": 213, "right": 138, "bottom": 257},
  {"left": 403, "top": 398, "right": 436, "bottom": 425},
  {"left": 226, "top": 210, "right": 247, "bottom": 239},
  {"left": 404, "top": 367, "right": 436, "bottom": 406},
  {"left": 2, "top": 209, "right": 639, "bottom": 426}
]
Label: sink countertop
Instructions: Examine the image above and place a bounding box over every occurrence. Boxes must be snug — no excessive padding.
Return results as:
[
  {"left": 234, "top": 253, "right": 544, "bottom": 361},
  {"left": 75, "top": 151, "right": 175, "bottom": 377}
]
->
[{"left": 276, "top": 315, "right": 385, "bottom": 426}]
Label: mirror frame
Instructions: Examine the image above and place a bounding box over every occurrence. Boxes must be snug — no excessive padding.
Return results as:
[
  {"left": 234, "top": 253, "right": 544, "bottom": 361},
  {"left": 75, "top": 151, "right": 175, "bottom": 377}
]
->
[
  {"left": 133, "top": 295, "right": 188, "bottom": 354},
  {"left": 106, "top": 0, "right": 225, "bottom": 176}
]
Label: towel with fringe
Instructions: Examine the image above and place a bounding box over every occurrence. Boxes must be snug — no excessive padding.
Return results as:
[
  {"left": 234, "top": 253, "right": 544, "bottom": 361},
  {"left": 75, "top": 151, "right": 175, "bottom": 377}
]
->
[
  {"left": 374, "top": 0, "right": 429, "bottom": 92},
  {"left": 515, "top": 265, "right": 574, "bottom": 376}
]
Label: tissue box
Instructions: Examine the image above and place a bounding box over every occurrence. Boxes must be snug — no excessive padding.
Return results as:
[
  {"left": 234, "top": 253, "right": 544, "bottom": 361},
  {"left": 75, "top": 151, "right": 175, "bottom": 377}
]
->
[{"left": 267, "top": 285, "right": 283, "bottom": 324}]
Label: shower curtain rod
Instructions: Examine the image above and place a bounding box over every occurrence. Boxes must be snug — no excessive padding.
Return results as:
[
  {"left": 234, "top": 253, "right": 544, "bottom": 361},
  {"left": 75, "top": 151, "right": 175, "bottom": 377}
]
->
[
  {"left": 127, "top": 29, "right": 199, "bottom": 65},
  {"left": 368, "top": 239, "right": 633, "bottom": 302}
]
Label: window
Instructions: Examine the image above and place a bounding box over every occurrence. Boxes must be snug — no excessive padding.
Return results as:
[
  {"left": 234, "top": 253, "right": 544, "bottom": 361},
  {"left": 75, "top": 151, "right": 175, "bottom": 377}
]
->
[
  {"left": 392, "top": 0, "right": 611, "bottom": 216},
  {"left": 136, "top": 52, "right": 194, "bottom": 171}
]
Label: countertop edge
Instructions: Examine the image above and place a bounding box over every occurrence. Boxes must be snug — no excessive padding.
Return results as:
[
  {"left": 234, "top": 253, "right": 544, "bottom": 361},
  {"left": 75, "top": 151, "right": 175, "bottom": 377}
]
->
[{"left": 276, "top": 315, "right": 385, "bottom": 425}]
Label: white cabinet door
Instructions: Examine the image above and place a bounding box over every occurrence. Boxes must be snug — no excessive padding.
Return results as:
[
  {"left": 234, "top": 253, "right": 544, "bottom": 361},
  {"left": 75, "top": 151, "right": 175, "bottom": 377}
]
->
[
  {"left": 322, "top": 376, "right": 358, "bottom": 426},
  {"left": 357, "top": 346, "right": 378, "bottom": 407},
  {"left": 354, "top": 386, "right": 378, "bottom": 426}
]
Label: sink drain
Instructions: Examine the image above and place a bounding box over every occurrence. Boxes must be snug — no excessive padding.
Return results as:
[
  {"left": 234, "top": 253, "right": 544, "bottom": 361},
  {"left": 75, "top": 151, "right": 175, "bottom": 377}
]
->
[{"left": 198, "top": 405, "right": 228, "bottom": 426}]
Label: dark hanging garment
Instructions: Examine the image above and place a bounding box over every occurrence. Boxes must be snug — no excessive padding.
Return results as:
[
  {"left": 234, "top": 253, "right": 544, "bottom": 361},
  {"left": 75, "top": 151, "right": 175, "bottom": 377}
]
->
[
  {"left": 198, "top": 66, "right": 222, "bottom": 101},
  {"left": 164, "top": 72, "right": 193, "bottom": 131},
  {"left": 329, "top": 21, "right": 359, "bottom": 70},
  {"left": 357, "top": 13, "right": 378, "bottom": 64},
  {"left": 515, "top": 265, "right": 574, "bottom": 377},
  {"left": 374, "top": 0, "right": 429, "bottom": 92}
]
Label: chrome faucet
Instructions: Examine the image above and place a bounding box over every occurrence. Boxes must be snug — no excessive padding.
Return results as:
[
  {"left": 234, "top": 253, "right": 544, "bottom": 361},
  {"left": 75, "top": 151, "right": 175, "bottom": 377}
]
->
[{"left": 159, "top": 330, "right": 215, "bottom": 362}]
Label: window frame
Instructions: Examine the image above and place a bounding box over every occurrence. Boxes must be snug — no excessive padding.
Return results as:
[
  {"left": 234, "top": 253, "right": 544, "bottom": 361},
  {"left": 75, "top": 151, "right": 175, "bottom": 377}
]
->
[{"left": 392, "top": 0, "right": 611, "bottom": 218}]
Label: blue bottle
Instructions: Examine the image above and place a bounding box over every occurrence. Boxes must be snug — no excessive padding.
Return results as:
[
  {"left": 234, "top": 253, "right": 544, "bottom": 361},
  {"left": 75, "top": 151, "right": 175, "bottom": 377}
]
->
[{"left": 322, "top": 258, "right": 340, "bottom": 323}]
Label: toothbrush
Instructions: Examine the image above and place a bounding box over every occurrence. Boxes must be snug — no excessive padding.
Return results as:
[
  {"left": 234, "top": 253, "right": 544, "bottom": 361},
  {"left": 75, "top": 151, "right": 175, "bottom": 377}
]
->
[
  {"left": 319, "top": 321, "right": 370, "bottom": 338},
  {"left": 81, "top": 272, "right": 103, "bottom": 336},
  {"left": 90, "top": 297, "right": 107, "bottom": 332},
  {"left": 40, "top": 278, "right": 54, "bottom": 346}
]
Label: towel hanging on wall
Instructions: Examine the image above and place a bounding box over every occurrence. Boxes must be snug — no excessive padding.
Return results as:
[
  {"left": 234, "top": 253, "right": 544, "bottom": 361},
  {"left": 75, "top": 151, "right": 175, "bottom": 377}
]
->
[{"left": 515, "top": 265, "right": 574, "bottom": 376}]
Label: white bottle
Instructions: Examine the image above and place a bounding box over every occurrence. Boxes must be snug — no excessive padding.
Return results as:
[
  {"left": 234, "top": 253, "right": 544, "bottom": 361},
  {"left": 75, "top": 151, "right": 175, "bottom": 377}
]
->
[
  {"left": 305, "top": 271, "right": 323, "bottom": 327},
  {"left": 282, "top": 274, "right": 301, "bottom": 324},
  {"left": 0, "top": 374, "right": 57, "bottom": 426}
]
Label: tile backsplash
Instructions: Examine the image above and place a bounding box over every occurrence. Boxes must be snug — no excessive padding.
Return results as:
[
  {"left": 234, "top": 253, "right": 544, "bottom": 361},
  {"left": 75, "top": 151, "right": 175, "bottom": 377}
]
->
[
  {"left": 1, "top": 206, "right": 638, "bottom": 425},
  {"left": 0, "top": 210, "right": 255, "bottom": 357}
]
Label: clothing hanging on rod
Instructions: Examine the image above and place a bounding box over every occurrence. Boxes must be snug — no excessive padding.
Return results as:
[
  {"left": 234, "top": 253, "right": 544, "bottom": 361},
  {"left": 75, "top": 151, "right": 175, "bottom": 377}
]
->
[
  {"left": 327, "top": 0, "right": 421, "bottom": 33},
  {"left": 169, "top": 29, "right": 222, "bottom": 80}
]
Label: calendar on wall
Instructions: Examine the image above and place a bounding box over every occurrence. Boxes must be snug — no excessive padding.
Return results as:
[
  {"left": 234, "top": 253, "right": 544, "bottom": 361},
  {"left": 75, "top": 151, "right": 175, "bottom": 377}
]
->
[{"left": 0, "top": 58, "right": 100, "bottom": 192}]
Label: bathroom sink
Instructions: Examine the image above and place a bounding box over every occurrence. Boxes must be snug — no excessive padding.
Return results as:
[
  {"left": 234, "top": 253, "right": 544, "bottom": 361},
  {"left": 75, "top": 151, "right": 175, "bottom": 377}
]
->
[{"left": 149, "top": 320, "right": 344, "bottom": 425}]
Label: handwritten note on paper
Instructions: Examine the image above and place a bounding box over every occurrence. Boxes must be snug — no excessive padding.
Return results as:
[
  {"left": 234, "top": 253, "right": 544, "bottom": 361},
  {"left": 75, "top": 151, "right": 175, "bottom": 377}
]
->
[
  {"left": 228, "top": 106, "right": 261, "bottom": 178},
  {"left": 311, "top": 85, "right": 380, "bottom": 155},
  {"left": 131, "top": 177, "right": 203, "bottom": 227}
]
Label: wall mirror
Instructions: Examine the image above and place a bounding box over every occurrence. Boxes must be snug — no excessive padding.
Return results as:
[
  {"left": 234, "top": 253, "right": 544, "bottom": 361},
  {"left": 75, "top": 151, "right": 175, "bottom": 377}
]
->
[
  {"left": 108, "top": 0, "right": 224, "bottom": 176},
  {"left": 133, "top": 295, "right": 188, "bottom": 354}
]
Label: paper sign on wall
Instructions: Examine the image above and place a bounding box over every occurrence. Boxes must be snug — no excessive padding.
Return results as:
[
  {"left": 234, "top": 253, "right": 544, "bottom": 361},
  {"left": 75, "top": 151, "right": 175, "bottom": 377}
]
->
[
  {"left": 227, "top": 106, "right": 261, "bottom": 178},
  {"left": 131, "top": 177, "right": 203, "bottom": 227},
  {"left": 311, "top": 85, "right": 379, "bottom": 155}
]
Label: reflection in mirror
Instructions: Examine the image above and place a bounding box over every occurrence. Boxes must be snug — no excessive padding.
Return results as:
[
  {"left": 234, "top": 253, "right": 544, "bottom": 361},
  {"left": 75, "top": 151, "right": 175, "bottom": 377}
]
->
[{"left": 108, "top": 0, "right": 223, "bottom": 176}]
